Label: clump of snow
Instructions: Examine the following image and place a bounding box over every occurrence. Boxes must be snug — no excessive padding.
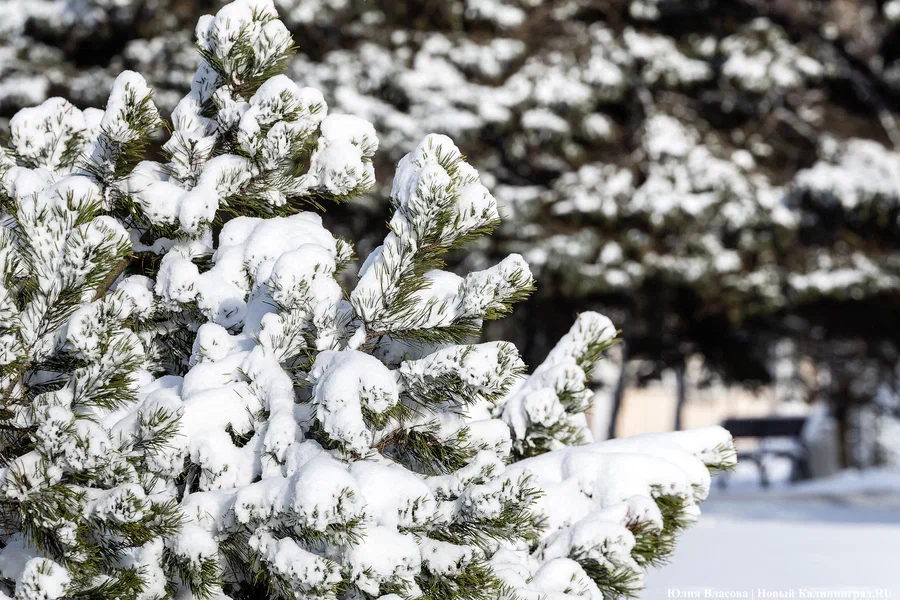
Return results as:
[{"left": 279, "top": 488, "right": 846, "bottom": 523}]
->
[{"left": 720, "top": 19, "right": 823, "bottom": 93}]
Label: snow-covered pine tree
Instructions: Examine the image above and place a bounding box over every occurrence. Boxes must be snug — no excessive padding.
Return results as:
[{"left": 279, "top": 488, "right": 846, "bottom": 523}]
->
[
  {"left": 6, "top": 0, "right": 900, "bottom": 463},
  {"left": 0, "top": 86, "right": 182, "bottom": 597},
  {"left": 0, "top": 1, "right": 736, "bottom": 599}
]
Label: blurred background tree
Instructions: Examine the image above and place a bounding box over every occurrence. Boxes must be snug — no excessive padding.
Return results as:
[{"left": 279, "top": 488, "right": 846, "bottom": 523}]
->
[{"left": 4, "top": 0, "right": 900, "bottom": 468}]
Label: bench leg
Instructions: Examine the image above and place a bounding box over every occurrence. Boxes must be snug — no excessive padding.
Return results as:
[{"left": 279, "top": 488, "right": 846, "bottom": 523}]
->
[
  {"left": 796, "top": 445, "right": 812, "bottom": 482},
  {"left": 758, "top": 459, "right": 769, "bottom": 489}
]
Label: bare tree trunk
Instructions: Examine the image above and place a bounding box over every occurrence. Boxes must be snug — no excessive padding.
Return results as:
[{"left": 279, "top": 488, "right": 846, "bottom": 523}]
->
[{"left": 674, "top": 363, "right": 687, "bottom": 431}]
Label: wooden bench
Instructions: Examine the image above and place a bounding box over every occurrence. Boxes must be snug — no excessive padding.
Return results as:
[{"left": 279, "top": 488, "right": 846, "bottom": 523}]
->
[{"left": 719, "top": 416, "right": 811, "bottom": 488}]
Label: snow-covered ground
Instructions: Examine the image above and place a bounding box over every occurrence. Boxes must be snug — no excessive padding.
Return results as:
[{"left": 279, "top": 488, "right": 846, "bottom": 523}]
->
[{"left": 644, "top": 468, "right": 900, "bottom": 597}]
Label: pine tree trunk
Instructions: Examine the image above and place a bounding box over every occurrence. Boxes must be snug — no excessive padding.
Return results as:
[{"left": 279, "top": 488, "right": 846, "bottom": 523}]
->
[
  {"left": 606, "top": 341, "right": 628, "bottom": 440},
  {"left": 674, "top": 363, "right": 687, "bottom": 431},
  {"left": 834, "top": 402, "right": 853, "bottom": 469}
]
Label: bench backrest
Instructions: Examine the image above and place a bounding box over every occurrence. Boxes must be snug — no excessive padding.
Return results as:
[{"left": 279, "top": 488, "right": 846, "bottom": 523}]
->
[{"left": 721, "top": 416, "right": 807, "bottom": 438}]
